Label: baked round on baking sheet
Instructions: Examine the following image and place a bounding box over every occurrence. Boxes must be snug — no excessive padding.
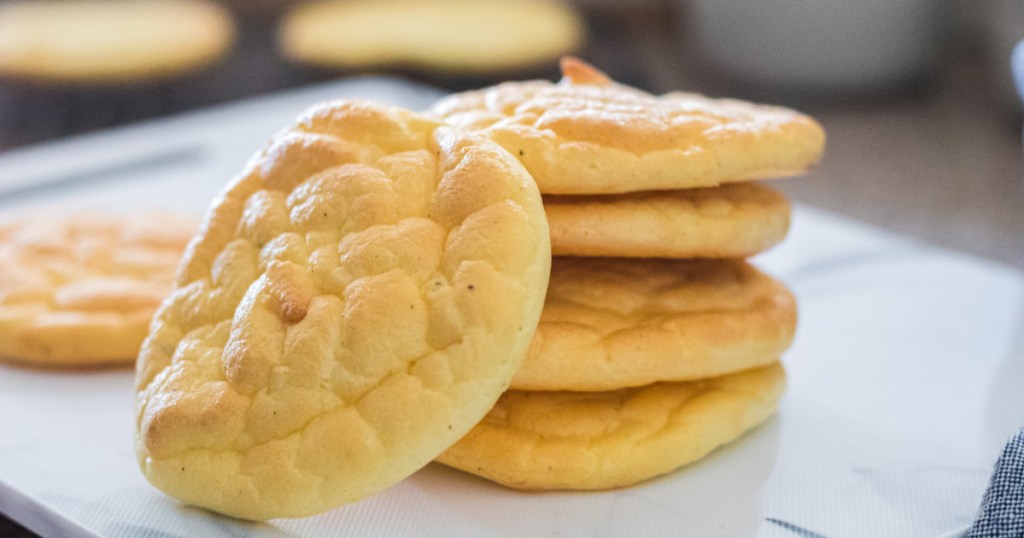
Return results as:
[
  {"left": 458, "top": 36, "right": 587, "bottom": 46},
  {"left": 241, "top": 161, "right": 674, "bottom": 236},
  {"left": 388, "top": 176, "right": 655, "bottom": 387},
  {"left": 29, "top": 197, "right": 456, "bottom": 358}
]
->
[
  {"left": 438, "top": 362, "right": 785, "bottom": 490},
  {"left": 511, "top": 257, "right": 795, "bottom": 391},
  {"left": 0, "top": 0, "right": 234, "bottom": 83},
  {"left": 279, "top": 0, "right": 583, "bottom": 74},
  {"left": 545, "top": 182, "right": 790, "bottom": 258},
  {"left": 429, "top": 58, "right": 825, "bottom": 194},
  {"left": 134, "top": 100, "right": 551, "bottom": 520},
  {"left": 0, "top": 213, "right": 194, "bottom": 366}
]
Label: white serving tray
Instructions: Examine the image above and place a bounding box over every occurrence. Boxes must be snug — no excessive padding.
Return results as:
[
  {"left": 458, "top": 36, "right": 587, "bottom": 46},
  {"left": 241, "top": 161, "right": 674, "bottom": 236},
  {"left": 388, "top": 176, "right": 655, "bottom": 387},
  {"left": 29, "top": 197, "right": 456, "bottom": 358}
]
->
[{"left": 1, "top": 77, "right": 1022, "bottom": 538}]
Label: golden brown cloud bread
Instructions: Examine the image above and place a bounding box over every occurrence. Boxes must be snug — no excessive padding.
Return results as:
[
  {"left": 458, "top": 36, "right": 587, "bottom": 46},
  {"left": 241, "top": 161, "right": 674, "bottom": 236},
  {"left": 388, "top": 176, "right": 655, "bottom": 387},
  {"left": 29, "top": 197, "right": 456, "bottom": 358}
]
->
[
  {"left": 134, "top": 101, "right": 551, "bottom": 520},
  {"left": 438, "top": 362, "right": 785, "bottom": 490},
  {"left": 0, "top": 0, "right": 233, "bottom": 83},
  {"left": 429, "top": 57, "right": 825, "bottom": 194},
  {"left": 0, "top": 213, "right": 194, "bottom": 366},
  {"left": 511, "top": 258, "right": 794, "bottom": 391},
  {"left": 279, "top": 0, "right": 583, "bottom": 74},
  {"left": 545, "top": 183, "right": 790, "bottom": 258}
]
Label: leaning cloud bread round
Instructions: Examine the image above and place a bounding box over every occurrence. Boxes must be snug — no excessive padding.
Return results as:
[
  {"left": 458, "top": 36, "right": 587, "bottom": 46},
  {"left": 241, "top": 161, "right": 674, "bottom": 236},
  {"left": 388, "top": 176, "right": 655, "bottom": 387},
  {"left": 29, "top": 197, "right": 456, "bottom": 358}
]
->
[{"left": 134, "top": 100, "right": 550, "bottom": 520}]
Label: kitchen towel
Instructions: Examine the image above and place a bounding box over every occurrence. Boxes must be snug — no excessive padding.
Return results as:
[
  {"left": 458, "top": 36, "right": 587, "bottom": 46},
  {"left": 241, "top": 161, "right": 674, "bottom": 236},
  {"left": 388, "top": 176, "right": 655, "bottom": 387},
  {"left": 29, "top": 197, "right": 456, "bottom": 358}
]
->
[{"left": 968, "top": 428, "right": 1024, "bottom": 537}]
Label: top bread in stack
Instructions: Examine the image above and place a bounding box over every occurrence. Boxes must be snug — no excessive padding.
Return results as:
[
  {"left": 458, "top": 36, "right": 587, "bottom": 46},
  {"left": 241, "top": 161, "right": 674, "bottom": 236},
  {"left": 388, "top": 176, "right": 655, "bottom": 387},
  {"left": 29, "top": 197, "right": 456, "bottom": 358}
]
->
[{"left": 429, "top": 57, "right": 824, "bottom": 196}]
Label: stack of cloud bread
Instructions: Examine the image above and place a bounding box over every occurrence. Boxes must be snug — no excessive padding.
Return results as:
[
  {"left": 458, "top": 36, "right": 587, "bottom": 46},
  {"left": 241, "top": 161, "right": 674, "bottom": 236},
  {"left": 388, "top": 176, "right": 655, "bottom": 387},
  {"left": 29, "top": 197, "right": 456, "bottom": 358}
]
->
[
  {"left": 427, "top": 58, "right": 825, "bottom": 490},
  {"left": 127, "top": 58, "right": 820, "bottom": 521}
]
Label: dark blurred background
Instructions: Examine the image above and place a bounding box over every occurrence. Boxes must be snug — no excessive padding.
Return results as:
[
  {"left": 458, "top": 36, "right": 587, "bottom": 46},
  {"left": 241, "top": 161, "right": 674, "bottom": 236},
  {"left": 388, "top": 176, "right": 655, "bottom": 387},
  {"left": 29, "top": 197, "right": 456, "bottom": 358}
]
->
[
  {"left": 5, "top": 0, "right": 1011, "bottom": 270},
  {"left": 1, "top": 0, "right": 1020, "bottom": 148}
]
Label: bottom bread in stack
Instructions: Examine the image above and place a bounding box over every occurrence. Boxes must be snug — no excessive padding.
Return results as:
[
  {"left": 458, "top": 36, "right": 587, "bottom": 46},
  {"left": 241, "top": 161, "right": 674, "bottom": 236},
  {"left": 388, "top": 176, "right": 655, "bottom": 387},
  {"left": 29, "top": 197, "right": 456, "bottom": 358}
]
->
[{"left": 438, "top": 362, "right": 785, "bottom": 490}]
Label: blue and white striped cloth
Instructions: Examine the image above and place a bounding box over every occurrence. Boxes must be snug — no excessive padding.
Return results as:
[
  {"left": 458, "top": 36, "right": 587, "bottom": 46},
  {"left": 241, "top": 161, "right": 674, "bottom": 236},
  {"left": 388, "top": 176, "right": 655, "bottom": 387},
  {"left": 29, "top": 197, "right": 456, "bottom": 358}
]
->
[{"left": 967, "top": 428, "right": 1024, "bottom": 537}]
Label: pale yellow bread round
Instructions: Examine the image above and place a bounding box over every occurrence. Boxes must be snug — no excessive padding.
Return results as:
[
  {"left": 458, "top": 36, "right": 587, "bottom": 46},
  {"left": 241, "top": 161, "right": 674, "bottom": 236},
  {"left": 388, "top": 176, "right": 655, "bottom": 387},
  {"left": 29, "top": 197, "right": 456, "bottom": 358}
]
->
[
  {"left": 438, "top": 362, "right": 785, "bottom": 490},
  {"left": 545, "top": 182, "right": 790, "bottom": 258},
  {"left": 0, "top": 0, "right": 234, "bottom": 83},
  {"left": 134, "top": 101, "right": 551, "bottom": 520},
  {"left": 512, "top": 257, "right": 795, "bottom": 391},
  {"left": 429, "top": 57, "right": 825, "bottom": 194},
  {"left": 279, "top": 0, "right": 583, "bottom": 74},
  {"left": 0, "top": 213, "right": 195, "bottom": 366}
]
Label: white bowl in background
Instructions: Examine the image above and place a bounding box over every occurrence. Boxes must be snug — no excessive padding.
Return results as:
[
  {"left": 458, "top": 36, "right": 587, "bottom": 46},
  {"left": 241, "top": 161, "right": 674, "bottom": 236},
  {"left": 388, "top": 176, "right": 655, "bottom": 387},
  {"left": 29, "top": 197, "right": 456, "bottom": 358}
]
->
[
  {"left": 983, "top": 0, "right": 1024, "bottom": 113},
  {"left": 685, "top": 0, "right": 945, "bottom": 93},
  {"left": 1014, "top": 41, "right": 1024, "bottom": 103}
]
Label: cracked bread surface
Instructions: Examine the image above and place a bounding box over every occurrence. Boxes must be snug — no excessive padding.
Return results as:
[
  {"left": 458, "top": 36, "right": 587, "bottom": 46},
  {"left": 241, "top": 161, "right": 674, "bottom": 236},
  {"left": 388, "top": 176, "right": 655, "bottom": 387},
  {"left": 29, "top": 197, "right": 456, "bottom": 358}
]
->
[
  {"left": 429, "top": 58, "right": 824, "bottom": 194},
  {"left": 134, "top": 100, "right": 550, "bottom": 520}
]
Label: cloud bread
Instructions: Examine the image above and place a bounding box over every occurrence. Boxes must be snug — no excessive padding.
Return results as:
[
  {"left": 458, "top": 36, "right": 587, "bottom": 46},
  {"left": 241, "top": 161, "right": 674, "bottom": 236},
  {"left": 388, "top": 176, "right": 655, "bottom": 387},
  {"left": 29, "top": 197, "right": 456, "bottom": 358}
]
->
[
  {"left": 545, "top": 182, "right": 790, "bottom": 258},
  {"left": 0, "top": 213, "right": 194, "bottom": 366},
  {"left": 438, "top": 362, "right": 785, "bottom": 490},
  {"left": 134, "top": 101, "right": 551, "bottom": 520},
  {"left": 512, "top": 258, "right": 794, "bottom": 391},
  {"left": 278, "top": 0, "right": 583, "bottom": 74},
  {"left": 429, "top": 57, "right": 825, "bottom": 194},
  {"left": 0, "top": 0, "right": 233, "bottom": 83}
]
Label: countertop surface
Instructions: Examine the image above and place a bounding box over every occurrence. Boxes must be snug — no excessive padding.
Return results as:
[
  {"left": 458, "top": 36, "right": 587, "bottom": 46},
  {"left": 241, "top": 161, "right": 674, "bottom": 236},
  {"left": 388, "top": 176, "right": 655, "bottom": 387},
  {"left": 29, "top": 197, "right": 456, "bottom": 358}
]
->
[{"left": 1, "top": 99, "right": 1020, "bottom": 532}]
